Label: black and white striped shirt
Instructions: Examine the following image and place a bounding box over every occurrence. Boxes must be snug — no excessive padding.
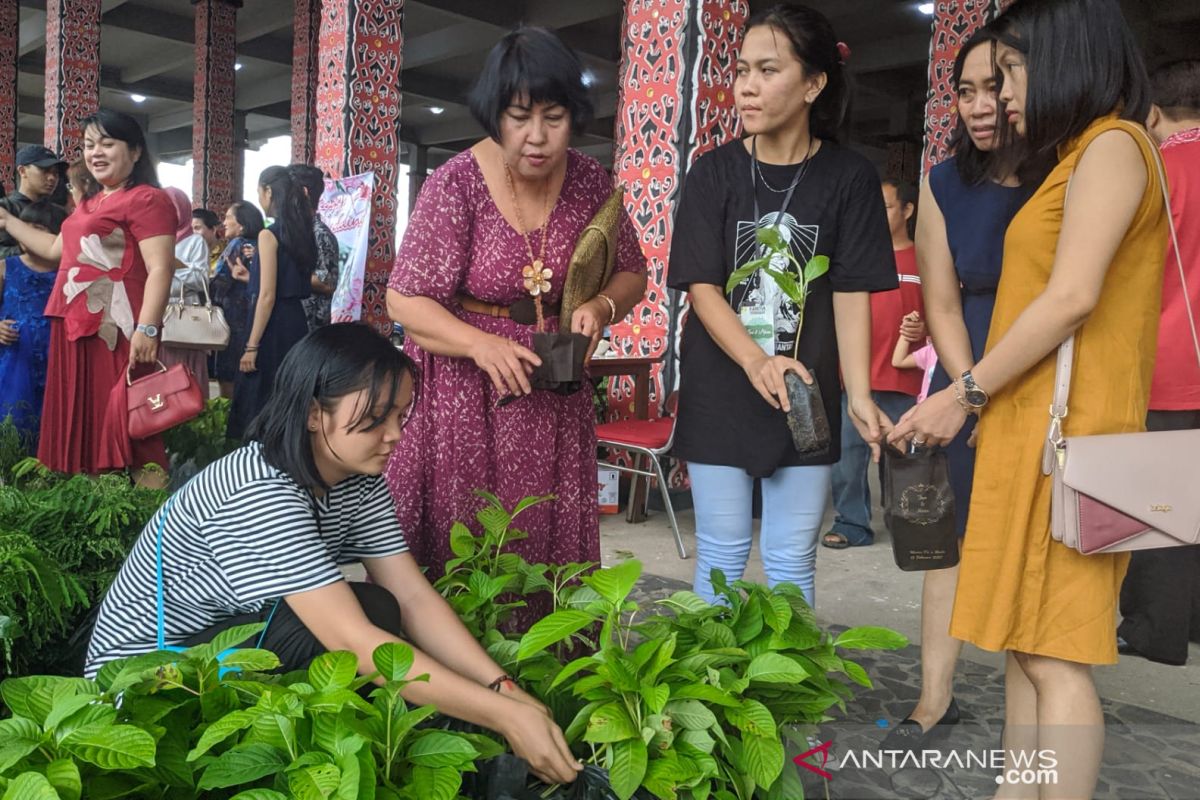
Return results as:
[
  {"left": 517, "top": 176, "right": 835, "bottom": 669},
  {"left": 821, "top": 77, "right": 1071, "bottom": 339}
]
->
[{"left": 84, "top": 442, "right": 407, "bottom": 677}]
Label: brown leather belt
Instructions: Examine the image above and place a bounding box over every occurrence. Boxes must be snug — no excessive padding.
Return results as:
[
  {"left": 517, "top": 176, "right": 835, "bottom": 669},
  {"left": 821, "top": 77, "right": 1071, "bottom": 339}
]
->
[{"left": 456, "top": 294, "right": 560, "bottom": 326}]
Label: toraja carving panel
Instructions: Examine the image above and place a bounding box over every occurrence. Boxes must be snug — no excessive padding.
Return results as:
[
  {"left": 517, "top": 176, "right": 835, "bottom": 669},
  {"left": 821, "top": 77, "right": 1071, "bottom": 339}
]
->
[
  {"left": 922, "top": 0, "right": 1018, "bottom": 175},
  {"left": 193, "top": 0, "right": 239, "bottom": 214},
  {"left": 0, "top": 0, "right": 17, "bottom": 190},
  {"left": 315, "top": 0, "right": 403, "bottom": 333},
  {"left": 610, "top": 0, "right": 745, "bottom": 426},
  {"left": 44, "top": 0, "right": 100, "bottom": 160},
  {"left": 291, "top": 0, "right": 321, "bottom": 166}
]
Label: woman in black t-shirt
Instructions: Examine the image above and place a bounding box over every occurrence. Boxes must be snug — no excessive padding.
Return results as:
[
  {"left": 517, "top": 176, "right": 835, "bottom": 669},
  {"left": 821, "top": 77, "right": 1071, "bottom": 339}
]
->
[{"left": 668, "top": 4, "right": 896, "bottom": 605}]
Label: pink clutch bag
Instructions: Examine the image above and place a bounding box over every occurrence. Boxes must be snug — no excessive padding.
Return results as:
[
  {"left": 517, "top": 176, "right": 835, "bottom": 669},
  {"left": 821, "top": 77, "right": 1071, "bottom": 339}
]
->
[{"left": 1043, "top": 125, "right": 1200, "bottom": 554}]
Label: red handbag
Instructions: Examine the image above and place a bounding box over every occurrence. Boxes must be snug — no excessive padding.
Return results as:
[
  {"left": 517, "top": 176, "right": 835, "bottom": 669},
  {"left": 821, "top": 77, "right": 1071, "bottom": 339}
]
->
[{"left": 126, "top": 361, "right": 205, "bottom": 440}]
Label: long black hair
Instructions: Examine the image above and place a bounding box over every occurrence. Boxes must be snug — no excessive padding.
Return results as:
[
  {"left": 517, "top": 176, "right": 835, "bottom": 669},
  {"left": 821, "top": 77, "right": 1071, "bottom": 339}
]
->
[
  {"left": 468, "top": 26, "right": 594, "bottom": 140},
  {"left": 989, "top": 0, "right": 1151, "bottom": 159},
  {"left": 246, "top": 324, "right": 417, "bottom": 491},
  {"left": 742, "top": 4, "right": 850, "bottom": 141},
  {"left": 258, "top": 165, "right": 316, "bottom": 275},
  {"left": 79, "top": 109, "right": 159, "bottom": 197},
  {"left": 227, "top": 200, "right": 264, "bottom": 241}
]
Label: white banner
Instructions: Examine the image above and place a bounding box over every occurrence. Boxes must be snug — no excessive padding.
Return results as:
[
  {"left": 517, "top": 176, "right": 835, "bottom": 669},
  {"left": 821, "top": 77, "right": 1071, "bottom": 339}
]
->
[{"left": 318, "top": 172, "right": 375, "bottom": 323}]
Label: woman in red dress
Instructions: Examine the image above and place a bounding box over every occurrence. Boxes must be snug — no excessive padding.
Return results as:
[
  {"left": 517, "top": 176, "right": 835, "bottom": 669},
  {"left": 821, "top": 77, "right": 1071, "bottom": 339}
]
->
[{"left": 0, "top": 110, "right": 176, "bottom": 482}]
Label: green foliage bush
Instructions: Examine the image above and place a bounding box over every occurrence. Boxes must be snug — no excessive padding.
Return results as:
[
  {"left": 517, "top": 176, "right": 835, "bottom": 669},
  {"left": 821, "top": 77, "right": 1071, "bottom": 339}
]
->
[{"left": 162, "top": 398, "right": 241, "bottom": 477}]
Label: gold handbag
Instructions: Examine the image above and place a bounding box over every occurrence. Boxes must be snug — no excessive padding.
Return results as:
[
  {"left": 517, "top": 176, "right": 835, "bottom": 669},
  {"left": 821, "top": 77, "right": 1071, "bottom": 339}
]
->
[{"left": 161, "top": 272, "right": 231, "bottom": 351}]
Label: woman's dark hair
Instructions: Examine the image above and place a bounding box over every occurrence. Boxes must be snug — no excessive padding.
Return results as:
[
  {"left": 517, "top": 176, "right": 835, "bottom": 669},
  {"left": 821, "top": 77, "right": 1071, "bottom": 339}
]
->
[
  {"left": 19, "top": 199, "right": 68, "bottom": 235},
  {"left": 259, "top": 165, "right": 316, "bottom": 275},
  {"left": 742, "top": 4, "right": 849, "bottom": 141},
  {"left": 192, "top": 208, "right": 220, "bottom": 230},
  {"left": 468, "top": 26, "right": 594, "bottom": 140},
  {"left": 78, "top": 109, "right": 159, "bottom": 197},
  {"left": 1151, "top": 59, "right": 1200, "bottom": 120},
  {"left": 287, "top": 164, "right": 326, "bottom": 213},
  {"left": 246, "top": 323, "right": 417, "bottom": 491},
  {"left": 227, "top": 200, "right": 264, "bottom": 240},
  {"left": 989, "top": 0, "right": 1151, "bottom": 158}
]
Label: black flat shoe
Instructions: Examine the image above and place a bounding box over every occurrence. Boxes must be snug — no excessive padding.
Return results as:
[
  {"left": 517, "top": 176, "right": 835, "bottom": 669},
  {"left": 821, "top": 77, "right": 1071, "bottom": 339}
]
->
[{"left": 879, "top": 697, "right": 961, "bottom": 753}]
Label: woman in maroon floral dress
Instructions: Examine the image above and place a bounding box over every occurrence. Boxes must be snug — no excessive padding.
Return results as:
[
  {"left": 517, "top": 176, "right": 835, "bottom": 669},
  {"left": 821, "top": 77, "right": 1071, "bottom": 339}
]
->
[{"left": 386, "top": 27, "right": 648, "bottom": 583}]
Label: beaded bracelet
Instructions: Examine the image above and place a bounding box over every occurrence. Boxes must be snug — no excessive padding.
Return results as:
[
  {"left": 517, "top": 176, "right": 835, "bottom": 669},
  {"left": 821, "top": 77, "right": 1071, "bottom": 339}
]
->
[{"left": 488, "top": 674, "right": 517, "bottom": 692}]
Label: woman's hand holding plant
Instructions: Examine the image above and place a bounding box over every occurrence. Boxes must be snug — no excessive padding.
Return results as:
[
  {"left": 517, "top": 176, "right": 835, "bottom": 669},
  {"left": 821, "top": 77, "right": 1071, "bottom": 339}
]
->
[
  {"left": 889, "top": 385, "right": 969, "bottom": 450},
  {"left": 744, "top": 353, "right": 813, "bottom": 412},
  {"left": 468, "top": 332, "right": 542, "bottom": 398},
  {"left": 497, "top": 700, "right": 583, "bottom": 785}
]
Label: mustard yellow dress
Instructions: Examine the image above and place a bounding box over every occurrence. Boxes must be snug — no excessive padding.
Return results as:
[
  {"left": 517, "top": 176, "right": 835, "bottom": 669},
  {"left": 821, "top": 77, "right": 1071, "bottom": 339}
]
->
[{"left": 949, "top": 117, "right": 1169, "bottom": 665}]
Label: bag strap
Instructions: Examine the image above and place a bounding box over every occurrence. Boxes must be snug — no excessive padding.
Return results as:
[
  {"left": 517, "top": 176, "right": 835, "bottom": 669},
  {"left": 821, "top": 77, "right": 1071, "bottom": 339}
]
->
[
  {"left": 1043, "top": 124, "right": 1200, "bottom": 474},
  {"left": 154, "top": 492, "right": 181, "bottom": 650}
]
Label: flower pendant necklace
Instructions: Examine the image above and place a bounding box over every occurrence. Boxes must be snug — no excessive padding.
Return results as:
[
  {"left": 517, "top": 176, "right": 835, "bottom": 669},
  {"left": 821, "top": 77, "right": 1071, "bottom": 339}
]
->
[{"left": 503, "top": 159, "right": 553, "bottom": 329}]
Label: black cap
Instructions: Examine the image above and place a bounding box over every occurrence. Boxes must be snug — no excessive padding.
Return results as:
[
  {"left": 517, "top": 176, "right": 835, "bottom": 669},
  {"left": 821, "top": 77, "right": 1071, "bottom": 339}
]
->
[{"left": 16, "top": 145, "right": 66, "bottom": 169}]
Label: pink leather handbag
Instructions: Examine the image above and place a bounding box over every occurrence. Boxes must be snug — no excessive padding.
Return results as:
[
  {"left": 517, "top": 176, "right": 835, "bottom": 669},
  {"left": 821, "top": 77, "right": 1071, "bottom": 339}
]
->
[{"left": 1043, "top": 126, "right": 1200, "bottom": 554}]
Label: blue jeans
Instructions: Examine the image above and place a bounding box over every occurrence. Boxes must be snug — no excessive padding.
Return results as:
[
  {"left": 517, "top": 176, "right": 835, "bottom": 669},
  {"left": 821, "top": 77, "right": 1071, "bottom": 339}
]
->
[
  {"left": 829, "top": 390, "right": 917, "bottom": 546},
  {"left": 689, "top": 462, "right": 833, "bottom": 608}
]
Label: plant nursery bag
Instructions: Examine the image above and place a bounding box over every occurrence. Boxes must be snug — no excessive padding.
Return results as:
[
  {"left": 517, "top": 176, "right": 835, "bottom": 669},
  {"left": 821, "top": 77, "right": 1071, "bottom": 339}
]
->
[{"left": 883, "top": 447, "right": 959, "bottom": 571}]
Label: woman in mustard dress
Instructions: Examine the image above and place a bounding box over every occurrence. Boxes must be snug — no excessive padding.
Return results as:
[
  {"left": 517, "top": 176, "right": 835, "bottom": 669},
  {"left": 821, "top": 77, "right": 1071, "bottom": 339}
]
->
[{"left": 891, "top": 1, "right": 1167, "bottom": 796}]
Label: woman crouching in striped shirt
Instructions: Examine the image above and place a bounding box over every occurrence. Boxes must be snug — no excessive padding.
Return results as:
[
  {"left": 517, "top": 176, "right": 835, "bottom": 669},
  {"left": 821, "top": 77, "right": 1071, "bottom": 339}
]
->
[{"left": 84, "top": 322, "right": 582, "bottom": 786}]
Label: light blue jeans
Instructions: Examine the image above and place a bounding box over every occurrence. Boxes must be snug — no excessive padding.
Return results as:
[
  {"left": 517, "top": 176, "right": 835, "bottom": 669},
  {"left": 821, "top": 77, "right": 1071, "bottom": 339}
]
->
[{"left": 688, "top": 462, "right": 833, "bottom": 607}]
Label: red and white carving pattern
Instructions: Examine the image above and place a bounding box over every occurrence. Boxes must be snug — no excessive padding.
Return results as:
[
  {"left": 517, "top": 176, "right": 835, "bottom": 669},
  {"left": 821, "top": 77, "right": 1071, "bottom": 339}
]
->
[
  {"left": 193, "top": 0, "right": 238, "bottom": 214},
  {"left": 0, "top": 0, "right": 17, "bottom": 190},
  {"left": 315, "top": 0, "right": 404, "bottom": 333},
  {"left": 291, "top": 0, "right": 321, "bottom": 165},
  {"left": 922, "top": 0, "right": 1016, "bottom": 175},
  {"left": 44, "top": 0, "right": 100, "bottom": 161}
]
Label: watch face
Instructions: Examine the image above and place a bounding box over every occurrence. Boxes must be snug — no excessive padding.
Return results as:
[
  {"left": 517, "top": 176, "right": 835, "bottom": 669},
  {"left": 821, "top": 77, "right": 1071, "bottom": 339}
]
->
[
  {"left": 965, "top": 388, "right": 988, "bottom": 407},
  {"left": 142, "top": 325, "right": 158, "bottom": 337}
]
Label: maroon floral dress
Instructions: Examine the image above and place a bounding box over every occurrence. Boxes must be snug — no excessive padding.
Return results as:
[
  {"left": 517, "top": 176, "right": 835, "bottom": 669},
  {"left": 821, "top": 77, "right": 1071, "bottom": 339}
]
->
[{"left": 385, "top": 149, "right": 646, "bottom": 588}]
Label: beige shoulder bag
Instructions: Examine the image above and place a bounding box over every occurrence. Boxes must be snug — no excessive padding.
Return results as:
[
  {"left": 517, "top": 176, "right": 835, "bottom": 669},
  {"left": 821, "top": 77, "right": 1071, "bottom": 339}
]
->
[
  {"left": 161, "top": 270, "right": 231, "bottom": 352},
  {"left": 1043, "top": 125, "right": 1200, "bottom": 554}
]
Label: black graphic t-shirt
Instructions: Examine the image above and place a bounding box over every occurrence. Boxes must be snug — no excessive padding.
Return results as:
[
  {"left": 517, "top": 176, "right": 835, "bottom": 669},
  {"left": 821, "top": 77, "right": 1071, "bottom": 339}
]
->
[{"left": 668, "top": 139, "right": 897, "bottom": 476}]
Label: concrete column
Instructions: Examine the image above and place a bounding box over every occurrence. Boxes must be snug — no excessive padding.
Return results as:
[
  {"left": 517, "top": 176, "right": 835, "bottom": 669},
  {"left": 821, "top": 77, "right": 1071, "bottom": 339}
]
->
[
  {"left": 922, "top": 0, "right": 1016, "bottom": 174},
  {"left": 192, "top": 0, "right": 240, "bottom": 214},
  {"left": 43, "top": 0, "right": 101, "bottom": 160},
  {"left": 611, "top": 0, "right": 747, "bottom": 420},
  {"left": 0, "top": 0, "right": 17, "bottom": 191},
  {"left": 290, "top": 0, "right": 320, "bottom": 165},
  {"left": 314, "top": 0, "right": 404, "bottom": 333}
]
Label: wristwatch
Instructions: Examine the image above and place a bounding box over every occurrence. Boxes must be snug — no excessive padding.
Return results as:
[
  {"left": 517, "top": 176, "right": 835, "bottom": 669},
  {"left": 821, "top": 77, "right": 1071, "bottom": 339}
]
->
[
  {"left": 135, "top": 323, "right": 159, "bottom": 339},
  {"left": 959, "top": 370, "right": 989, "bottom": 410}
]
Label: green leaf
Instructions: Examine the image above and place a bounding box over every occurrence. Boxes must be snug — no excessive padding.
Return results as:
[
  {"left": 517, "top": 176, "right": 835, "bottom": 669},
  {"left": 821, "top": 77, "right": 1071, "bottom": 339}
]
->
[
  {"left": 230, "top": 791, "right": 289, "bottom": 800},
  {"left": 583, "top": 702, "right": 639, "bottom": 743},
  {"left": 216, "top": 648, "right": 281, "bottom": 672},
  {"left": 678, "top": 728, "right": 716, "bottom": 755},
  {"left": 548, "top": 655, "right": 600, "bottom": 691},
  {"left": 0, "top": 677, "right": 63, "bottom": 726},
  {"left": 833, "top": 626, "right": 908, "bottom": 650},
  {"left": 187, "top": 708, "right": 261, "bottom": 761},
  {"left": 608, "top": 737, "right": 648, "bottom": 800},
  {"left": 448, "top": 523, "right": 476, "bottom": 558},
  {"left": 732, "top": 597, "right": 763, "bottom": 645},
  {"left": 371, "top": 642, "right": 415, "bottom": 682},
  {"left": 743, "top": 732, "right": 785, "bottom": 789},
  {"left": 198, "top": 743, "right": 289, "bottom": 790},
  {"left": 410, "top": 765, "right": 462, "bottom": 800},
  {"left": 582, "top": 560, "right": 642, "bottom": 606},
  {"left": 0, "top": 718, "right": 42, "bottom": 772},
  {"left": 308, "top": 651, "right": 358, "bottom": 691},
  {"left": 0, "top": 772, "right": 60, "bottom": 800},
  {"left": 803, "top": 255, "right": 830, "bottom": 283},
  {"left": 842, "top": 659, "right": 873, "bottom": 688},
  {"left": 745, "top": 653, "right": 809, "bottom": 684},
  {"left": 656, "top": 591, "right": 713, "bottom": 615},
  {"left": 664, "top": 699, "right": 717, "bottom": 731},
  {"left": 761, "top": 594, "right": 793, "bottom": 635},
  {"left": 724, "top": 700, "right": 776, "bottom": 738},
  {"left": 42, "top": 695, "right": 96, "bottom": 735},
  {"left": 755, "top": 225, "right": 786, "bottom": 250},
  {"left": 724, "top": 259, "right": 767, "bottom": 295},
  {"left": 287, "top": 763, "right": 340, "bottom": 800},
  {"left": 42, "top": 761, "right": 80, "bottom": 800},
  {"left": 640, "top": 684, "right": 669, "bottom": 715},
  {"left": 669, "top": 684, "right": 738, "bottom": 708},
  {"left": 563, "top": 701, "right": 603, "bottom": 744},
  {"left": 59, "top": 724, "right": 156, "bottom": 770},
  {"left": 248, "top": 713, "right": 296, "bottom": 754},
  {"left": 194, "top": 623, "right": 265, "bottom": 661},
  {"left": 405, "top": 732, "right": 478, "bottom": 768},
  {"left": 516, "top": 610, "right": 596, "bottom": 660}
]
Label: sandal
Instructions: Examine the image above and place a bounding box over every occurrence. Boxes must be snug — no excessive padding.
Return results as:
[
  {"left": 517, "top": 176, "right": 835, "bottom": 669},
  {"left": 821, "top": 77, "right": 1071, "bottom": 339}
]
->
[{"left": 822, "top": 531, "right": 871, "bottom": 549}]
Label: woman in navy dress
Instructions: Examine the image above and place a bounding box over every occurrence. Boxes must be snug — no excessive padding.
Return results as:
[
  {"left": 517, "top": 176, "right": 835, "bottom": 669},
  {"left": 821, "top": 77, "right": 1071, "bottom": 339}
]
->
[
  {"left": 880, "top": 30, "right": 1039, "bottom": 750},
  {"left": 227, "top": 167, "right": 315, "bottom": 438}
]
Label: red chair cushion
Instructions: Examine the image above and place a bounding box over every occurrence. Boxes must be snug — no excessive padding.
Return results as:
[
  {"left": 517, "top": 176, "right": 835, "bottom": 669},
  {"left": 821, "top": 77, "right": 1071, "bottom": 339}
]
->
[{"left": 596, "top": 417, "right": 675, "bottom": 450}]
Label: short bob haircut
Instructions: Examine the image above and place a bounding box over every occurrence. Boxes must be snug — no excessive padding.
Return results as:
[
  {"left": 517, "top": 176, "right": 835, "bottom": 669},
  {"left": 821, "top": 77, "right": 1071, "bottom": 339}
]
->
[
  {"left": 246, "top": 323, "right": 417, "bottom": 491},
  {"left": 1151, "top": 59, "right": 1200, "bottom": 120},
  {"left": 468, "top": 26, "right": 594, "bottom": 141},
  {"left": 989, "top": 0, "right": 1151, "bottom": 158},
  {"left": 742, "top": 4, "right": 850, "bottom": 142},
  {"left": 227, "top": 200, "right": 265, "bottom": 241},
  {"left": 79, "top": 109, "right": 160, "bottom": 198}
]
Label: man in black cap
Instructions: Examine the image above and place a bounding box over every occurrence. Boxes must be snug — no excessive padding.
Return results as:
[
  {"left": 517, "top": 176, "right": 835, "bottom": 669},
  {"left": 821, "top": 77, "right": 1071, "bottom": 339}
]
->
[{"left": 0, "top": 145, "right": 66, "bottom": 257}]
